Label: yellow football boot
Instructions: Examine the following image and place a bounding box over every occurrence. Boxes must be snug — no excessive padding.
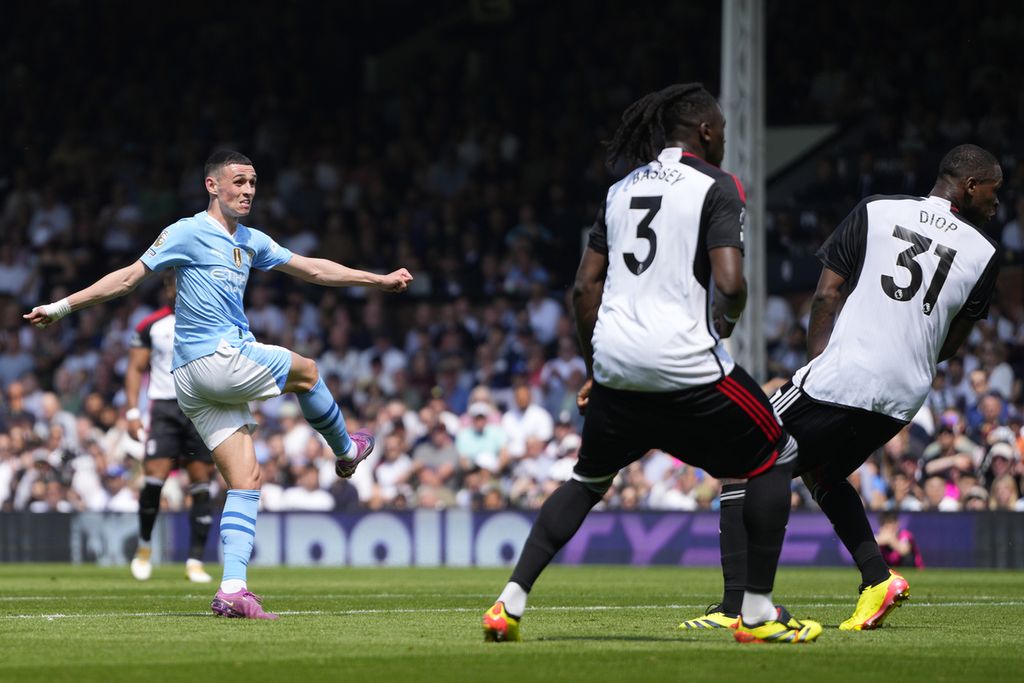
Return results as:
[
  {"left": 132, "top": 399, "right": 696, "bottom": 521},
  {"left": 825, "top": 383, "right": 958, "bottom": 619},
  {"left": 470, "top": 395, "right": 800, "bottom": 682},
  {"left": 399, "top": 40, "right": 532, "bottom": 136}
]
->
[
  {"left": 839, "top": 570, "right": 910, "bottom": 631},
  {"left": 483, "top": 601, "right": 521, "bottom": 642}
]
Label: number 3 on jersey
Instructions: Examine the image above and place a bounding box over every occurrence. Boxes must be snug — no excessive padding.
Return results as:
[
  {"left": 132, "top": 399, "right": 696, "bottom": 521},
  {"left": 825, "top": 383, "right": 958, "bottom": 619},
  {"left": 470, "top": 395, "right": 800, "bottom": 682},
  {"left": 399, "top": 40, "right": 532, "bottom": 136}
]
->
[
  {"left": 881, "top": 224, "right": 957, "bottom": 315},
  {"left": 624, "top": 196, "right": 661, "bottom": 275}
]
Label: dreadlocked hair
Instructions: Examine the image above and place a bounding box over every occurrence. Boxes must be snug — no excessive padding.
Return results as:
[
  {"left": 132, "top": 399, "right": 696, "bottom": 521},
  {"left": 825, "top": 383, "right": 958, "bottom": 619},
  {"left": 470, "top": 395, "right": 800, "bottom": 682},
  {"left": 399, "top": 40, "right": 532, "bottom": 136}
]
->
[{"left": 605, "top": 83, "right": 719, "bottom": 170}]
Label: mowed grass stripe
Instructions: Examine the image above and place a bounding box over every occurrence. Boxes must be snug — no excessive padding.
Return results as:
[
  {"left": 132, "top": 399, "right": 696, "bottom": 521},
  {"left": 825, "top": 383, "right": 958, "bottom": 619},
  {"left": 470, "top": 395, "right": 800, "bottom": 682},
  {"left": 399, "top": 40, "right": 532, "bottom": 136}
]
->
[{"left": 0, "top": 565, "right": 1022, "bottom": 683}]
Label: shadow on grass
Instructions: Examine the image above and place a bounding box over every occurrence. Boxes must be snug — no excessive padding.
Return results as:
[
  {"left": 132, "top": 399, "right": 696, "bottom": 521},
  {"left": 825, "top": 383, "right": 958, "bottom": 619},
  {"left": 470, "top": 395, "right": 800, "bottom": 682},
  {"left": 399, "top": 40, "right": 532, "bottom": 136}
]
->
[{"left": 536, "top": 635, "right": 689, "bottom": 643}]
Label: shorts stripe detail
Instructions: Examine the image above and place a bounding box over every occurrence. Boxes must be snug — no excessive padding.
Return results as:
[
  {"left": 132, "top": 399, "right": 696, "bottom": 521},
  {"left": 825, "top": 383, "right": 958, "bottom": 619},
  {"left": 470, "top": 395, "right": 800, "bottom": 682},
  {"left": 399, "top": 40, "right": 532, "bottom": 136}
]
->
[
  {"left": 719, "top": 491, "right": 746, "bottom": 501},
  {"left": 220, "top": 523, "right": 256, "bottom": 536},
  {"left": 721, "top": 377, "right": 780, "bottom": 438},
  {"left": 221, "top": 511, "right": 257, "bottom": 526},
  {"left": 776, "top": 435, "right": 799, "bottom": 465},
  {"left": 744, "top": 449, "right": 779, "bottom": 478},
  {"left": 716, "top": 381, "right": 779, "bottom": 442},
  {"left": 771, "top": 385, "right": 801, "bottom": 415}
]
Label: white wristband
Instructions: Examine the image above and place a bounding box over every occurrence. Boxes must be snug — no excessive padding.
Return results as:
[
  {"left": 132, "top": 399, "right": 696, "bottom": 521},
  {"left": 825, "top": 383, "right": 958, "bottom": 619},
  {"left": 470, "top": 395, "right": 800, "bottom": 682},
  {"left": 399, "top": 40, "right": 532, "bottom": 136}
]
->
[
  {"left": 41, "top": 298, "right": 72, "bottom": 322},
  {"left": 126, "top": 408, "right": 141, "bottom": 421}
]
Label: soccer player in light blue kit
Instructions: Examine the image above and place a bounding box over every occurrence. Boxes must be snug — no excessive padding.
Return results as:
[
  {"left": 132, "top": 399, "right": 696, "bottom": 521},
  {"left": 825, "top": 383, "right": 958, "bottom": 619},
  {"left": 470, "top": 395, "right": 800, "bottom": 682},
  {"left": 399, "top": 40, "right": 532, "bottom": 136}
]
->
[{"left": 25, "top": 150, "right": 413, "bottom": 619}]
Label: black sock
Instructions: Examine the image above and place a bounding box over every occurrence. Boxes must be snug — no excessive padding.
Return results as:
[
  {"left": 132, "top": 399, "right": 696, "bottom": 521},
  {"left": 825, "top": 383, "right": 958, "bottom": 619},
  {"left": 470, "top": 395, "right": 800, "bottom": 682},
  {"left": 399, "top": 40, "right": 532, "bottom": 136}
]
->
[
  {"left": 810, "top": 477, "right": 889, "bottom": 587},
  {"left": 510, "top": 479, "right": 604, "bottom": 592},
  {"left": 138, "top": 478, "right": 164, "bottom": 543},
  {"left": 718, "top": 482, "right": 747, "bottom": 616},
  {"left": 188, "top": 482, "right": 213, "bottom": 561},
  {"left": 743, "top": 461, "right": 795, "bottom": 594}
]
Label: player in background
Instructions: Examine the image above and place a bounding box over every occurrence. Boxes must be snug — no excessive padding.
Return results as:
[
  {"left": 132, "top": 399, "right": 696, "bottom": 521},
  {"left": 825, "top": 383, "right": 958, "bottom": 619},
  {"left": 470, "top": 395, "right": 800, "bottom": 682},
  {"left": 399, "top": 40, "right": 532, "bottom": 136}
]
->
[
  {"left": 483, "top": 83, "right": 821, "bottom": 645},
  {"left": 679, "top": 144, "right": 1001, "bottom": 632},
  {"left": 25, "top": 150, "right": 413, "bottom": 620},
  {"left": 126, "top": 272, "right": 216, "bottom": 584}
]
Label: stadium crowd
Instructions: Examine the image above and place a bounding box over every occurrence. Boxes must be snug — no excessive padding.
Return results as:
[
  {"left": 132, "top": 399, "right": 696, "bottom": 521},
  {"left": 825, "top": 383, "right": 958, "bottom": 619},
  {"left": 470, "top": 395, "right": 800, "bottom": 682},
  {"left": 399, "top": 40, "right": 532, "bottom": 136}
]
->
[{"left": 1, "top": 1, "right": 1023, "bottom": 516}]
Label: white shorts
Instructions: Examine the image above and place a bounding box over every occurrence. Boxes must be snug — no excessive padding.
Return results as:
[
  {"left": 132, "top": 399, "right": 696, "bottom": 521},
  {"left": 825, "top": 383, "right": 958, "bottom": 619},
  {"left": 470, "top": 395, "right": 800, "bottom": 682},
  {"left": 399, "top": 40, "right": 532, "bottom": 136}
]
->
[{"left": 174, "top": 339, "right": 293, "bottom": 450}]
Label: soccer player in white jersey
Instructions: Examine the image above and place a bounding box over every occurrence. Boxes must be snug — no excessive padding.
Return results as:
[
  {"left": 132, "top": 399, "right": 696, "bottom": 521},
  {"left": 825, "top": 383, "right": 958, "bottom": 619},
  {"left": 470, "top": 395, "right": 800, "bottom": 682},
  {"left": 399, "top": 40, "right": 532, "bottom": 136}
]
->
[
  {"left": 483, "top": 84, "right": 821, "bottom": 645},
  {"left": 25, "top": 150, "right": 413, "bottom": 619},
  {"left": 680, "top": 144, "right": 1002, "bottom": 633},
  {"left": 126, "top": 272, "right": 216, "bottom": 584}
]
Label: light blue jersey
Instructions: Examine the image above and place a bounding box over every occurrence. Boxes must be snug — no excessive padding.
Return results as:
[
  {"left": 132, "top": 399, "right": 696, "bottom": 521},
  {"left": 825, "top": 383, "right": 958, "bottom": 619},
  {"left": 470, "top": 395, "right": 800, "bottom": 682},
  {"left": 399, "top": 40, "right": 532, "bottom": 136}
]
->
[{"left": 139, "top": 211, "right": 293, "bottom": 370}]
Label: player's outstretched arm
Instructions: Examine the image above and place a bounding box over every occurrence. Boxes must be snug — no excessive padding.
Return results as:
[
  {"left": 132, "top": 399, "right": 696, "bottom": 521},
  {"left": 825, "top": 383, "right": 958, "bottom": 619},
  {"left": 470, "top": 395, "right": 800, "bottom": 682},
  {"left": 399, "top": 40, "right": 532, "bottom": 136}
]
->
[
  {"left": 23, "top": 260, "right": 151, "bottom": 328},
  {"left": 124, "top": 345, "right": 151, "bottom": 441},
  {"left": 274, "top": 254, "right": 413, "bottom": 292}
]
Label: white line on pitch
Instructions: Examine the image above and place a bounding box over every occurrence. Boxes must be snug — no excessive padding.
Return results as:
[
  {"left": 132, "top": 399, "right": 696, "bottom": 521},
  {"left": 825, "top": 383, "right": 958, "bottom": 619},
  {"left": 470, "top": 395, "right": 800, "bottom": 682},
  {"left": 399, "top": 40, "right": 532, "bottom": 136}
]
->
[
  {"left": 0, "top": 593, "right": 493, "bottom": 601},
  {"left": 5, "top": 600, "right": 1024, "bottom": 620}
]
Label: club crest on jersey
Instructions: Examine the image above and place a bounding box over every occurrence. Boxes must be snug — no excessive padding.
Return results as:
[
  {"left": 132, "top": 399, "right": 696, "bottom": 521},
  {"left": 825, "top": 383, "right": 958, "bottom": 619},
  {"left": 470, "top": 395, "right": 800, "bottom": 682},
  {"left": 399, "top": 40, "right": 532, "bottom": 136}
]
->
[{"left": 233, "top": 247, "right": 243, "bottom": 267}]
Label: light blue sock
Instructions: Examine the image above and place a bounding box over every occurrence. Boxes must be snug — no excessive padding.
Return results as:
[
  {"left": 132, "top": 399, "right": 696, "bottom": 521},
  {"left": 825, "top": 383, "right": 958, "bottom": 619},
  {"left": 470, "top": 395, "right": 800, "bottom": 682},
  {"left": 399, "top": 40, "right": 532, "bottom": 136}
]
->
[
  {"left": 220, "top": 489, "right": 260, "bottom": 588},
  {"left": 298, "top": 376, "right": 352, "bottom": 457}
]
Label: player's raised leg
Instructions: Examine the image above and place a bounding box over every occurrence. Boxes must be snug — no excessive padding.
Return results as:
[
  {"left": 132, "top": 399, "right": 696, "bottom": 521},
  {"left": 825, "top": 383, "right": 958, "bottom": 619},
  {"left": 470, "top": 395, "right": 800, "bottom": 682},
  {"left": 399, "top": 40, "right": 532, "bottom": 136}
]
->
[{"left": 283, "top": 352, "right": 375, "bottom": 478}]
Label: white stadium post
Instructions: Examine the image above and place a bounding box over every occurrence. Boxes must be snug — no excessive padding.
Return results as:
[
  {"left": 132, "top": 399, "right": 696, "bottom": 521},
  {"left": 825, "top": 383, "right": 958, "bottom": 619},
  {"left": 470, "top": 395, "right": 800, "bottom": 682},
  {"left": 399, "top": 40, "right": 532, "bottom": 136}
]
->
[{"left": 721, "top": 0, "right": 767, "bottom": 381}]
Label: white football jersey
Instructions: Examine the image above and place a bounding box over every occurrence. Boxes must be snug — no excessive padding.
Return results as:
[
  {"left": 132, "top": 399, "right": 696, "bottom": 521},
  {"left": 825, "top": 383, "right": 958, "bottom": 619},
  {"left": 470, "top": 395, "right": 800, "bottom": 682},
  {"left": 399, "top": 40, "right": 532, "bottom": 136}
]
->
[
  {"left": 130, "top": 307, "right": 177, "bottom": 400},
  {"left": 793, "top": 194, "right": 1000, "bottom": 421},
  {"left": 588, "top": 147, "right": 746, "bottom": 391}
]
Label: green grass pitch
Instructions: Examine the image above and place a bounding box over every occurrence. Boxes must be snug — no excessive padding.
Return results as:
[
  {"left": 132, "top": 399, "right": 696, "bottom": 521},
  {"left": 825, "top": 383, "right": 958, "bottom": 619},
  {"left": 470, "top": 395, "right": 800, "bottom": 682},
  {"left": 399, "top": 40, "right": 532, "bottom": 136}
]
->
[{"left": 1, "top": 564, "right": 1021, "bottom": 682}]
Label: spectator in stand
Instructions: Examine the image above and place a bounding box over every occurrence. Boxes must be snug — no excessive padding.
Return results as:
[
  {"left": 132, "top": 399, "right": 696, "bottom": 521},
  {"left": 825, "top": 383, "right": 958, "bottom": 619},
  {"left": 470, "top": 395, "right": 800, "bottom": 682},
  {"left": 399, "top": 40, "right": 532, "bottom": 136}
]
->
[
  {"left": 990, "top": 474, "right": 1023, "bottom": 511},
  {"left": 875, "top": 511, "right": 924, "bottom": 569},
  {"left": 410, "top": 422, "right": 460, "bottom": 494},
  {"left": 977, "top": 341, "right": 1016, "bottom": 403},
  {"left": 1000, "top": 196, "right": 1024, "bottom": 253},
  {"left": 967, "top": 392, "right": 1010, "bottom": 445},
  {"left": 981, "top": 441, "right": 1019, "bottom": 489},
  {"left": 281, "top": 464, "right": 334, "bottom": 511},
  {"left": 373, "top": 432, "right": 414, "bottom": 505},
  {"left": 455, "top": 402, "right": 508, "bottom": 476},
  {"left": 887, "top": 471, "right": 924, "bottom": 511},
  {"left": 921, "top": 421, "right": 980, "bottom": 480},
  {"left": 501, "top": 380, "right": 554, "bottom": 462},
  {"left": 922, "top": 474, "right": 961, "bottom": 511}
]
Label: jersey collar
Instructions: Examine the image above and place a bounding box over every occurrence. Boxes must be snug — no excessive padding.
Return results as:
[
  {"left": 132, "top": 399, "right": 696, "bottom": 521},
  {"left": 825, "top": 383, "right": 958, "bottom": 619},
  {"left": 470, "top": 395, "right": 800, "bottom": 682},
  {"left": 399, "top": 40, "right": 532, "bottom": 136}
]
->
[
  {"left": 924, "top": 195, "right": 954, "bottom": 212},
  {"left": 658, "top": 147, "right": 684, "bottom": 164}
]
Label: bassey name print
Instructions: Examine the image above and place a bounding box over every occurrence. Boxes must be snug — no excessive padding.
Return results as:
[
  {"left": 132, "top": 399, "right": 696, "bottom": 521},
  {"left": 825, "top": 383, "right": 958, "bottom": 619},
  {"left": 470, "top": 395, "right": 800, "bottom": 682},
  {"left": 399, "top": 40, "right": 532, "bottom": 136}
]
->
[{"left": 629, "top": 166, "right": 685, "bottom": 186}]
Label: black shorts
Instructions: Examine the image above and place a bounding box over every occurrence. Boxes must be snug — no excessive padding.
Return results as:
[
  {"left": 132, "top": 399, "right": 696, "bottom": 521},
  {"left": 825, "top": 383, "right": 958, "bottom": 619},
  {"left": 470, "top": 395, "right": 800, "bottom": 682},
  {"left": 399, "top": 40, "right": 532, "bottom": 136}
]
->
[
  {"left": 575, "top": 365, "right": 790, "bottom": 482},
  {"left": 769, "top": 381, "right": 906, "bottom": 485},
  {"left": 146, "top": 399, "right": 213, "bottom": 465}
]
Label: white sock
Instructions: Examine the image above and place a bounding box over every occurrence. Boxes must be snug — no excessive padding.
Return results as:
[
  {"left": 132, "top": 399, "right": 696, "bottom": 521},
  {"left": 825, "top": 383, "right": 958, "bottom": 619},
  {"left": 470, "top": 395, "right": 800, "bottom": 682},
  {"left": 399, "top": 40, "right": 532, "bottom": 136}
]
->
[
  {"left": 741, "top": 591, "right": 776, "bottom": 625},
  {"left": 220, "top": 579, "right": 246, "bottom": 594},
  {"left": 186, "top": 558, "right": 203, "bottom": 568},
  {"left": 498, "top": 582, "right": 528, "bottom": 617}
]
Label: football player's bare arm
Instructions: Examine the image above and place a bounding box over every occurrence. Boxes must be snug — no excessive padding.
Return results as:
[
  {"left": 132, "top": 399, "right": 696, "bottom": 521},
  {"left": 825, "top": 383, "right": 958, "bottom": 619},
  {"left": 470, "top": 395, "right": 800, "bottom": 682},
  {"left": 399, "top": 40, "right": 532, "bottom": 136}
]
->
[
  {"left": 806, "top": 267, "right": 846, "bottom": 361},
  {"left": 709, "top": 246, "right": 746, "bottom": 339},
  {"left": 274, "top": 253, "right": 412, "bottom": 292},
  {"left": 124, "top": 346, "right": 151, "bottom": 440},
  {"left": 571, "top": 247, "right": 607, "bottom": 414},
  {"left": 938, "top": 316, "right": 975, "bottom": 363},
  {"left": 23, "top": 260, "right": 151, "bottom": 327}
]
